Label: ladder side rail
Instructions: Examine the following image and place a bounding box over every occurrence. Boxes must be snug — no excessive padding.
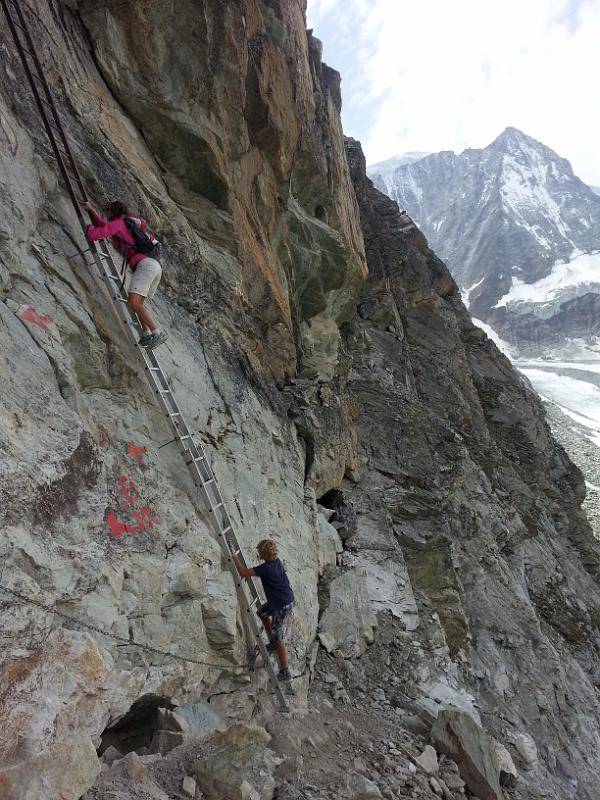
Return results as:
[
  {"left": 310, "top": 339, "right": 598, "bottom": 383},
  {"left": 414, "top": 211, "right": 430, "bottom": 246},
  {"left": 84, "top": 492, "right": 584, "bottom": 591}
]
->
[
  {"left": 210, "top": 506, "right": 263, "bottom": 607},
  {"left": 2, "top": 0, "right": 86, "bottom": 222},
  {"left": 12, "top": 0, "right": 89, "bottom": 213}
]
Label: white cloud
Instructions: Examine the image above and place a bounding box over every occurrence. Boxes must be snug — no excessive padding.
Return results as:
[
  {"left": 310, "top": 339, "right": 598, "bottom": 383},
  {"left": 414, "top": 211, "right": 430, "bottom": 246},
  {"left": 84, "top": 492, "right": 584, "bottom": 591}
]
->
[{"left": 307, "top": 0, "right": 600, "bottom": 184}]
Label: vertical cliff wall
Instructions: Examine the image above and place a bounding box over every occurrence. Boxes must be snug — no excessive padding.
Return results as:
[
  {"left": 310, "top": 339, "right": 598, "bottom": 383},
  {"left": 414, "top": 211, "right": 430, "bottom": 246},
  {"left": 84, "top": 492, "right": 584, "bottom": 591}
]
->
[
  {"left": 341, "top": 139, "right": 600, "bottom": 800},
  {"left": 1, "top": 3, "right": 600, "bottom": 800},
  {"left": 0, "top": 2, "right": 365, "bottom": 797}
]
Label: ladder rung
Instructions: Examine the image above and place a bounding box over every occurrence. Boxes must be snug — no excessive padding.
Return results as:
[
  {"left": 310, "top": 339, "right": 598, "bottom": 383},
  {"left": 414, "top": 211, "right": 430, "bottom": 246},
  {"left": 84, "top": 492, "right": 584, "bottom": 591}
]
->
[
  {"left": 185, "top": 454, "right": 206, "bottom": 465},
  {"left": 38, "top": 95, "right": 55, "bottom": 111},
  {"left": 56, "top": 147, "right": 75, "bottom": 165},
  {"left": 47, "top": 119, "right": 69, "bottom": 142},
  {"left": 210, "top": 502, "right": 224, "bottom": 512},
  {"left": 65, "top": 168, "right": 83, "bottom": 186},
  {"left": 8, "top": 18, "right": 27, "bottom": 33},
  {"left": 222, "top": 526, "right": 232, "bottom": 534},
  {"left": 19, "top": 45, "right": 37, "bottom": 59},
  {"left": 68, "top": 247, "right": 92, "bottom": 258},
  {"left": 62, "top": 174, "right": 84, "bottom": 194},
  {"left": 156, "top": 388, "right": 172, "bottom": 396},
  {"left": 167, "top": 412, "right": 182, "bottom": 418},
  {"left": 30, "top": 71, "right": 48, "bottom": 89},
  {"left": 245, "top": 597, "right": 259, "bottom": 612}
]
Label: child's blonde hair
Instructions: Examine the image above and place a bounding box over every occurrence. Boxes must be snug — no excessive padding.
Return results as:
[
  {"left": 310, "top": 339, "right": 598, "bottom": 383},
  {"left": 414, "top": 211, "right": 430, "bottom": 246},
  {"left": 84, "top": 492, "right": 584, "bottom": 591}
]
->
[{"left": 256, "top": 539, "right": 278, "bottom": 561}]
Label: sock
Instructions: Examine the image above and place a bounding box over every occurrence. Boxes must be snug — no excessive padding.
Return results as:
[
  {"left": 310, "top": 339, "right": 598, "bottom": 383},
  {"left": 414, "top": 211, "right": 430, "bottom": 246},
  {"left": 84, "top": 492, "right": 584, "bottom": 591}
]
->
[{"left": 151, "top": 328, "right": 161, "bottom": 335}]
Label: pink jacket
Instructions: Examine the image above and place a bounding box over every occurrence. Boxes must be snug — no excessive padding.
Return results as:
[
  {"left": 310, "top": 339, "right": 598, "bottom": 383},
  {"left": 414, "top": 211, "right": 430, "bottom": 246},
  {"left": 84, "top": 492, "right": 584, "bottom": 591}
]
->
[{"left": 86, "top": 211, "right": 146, "bottom": 269}]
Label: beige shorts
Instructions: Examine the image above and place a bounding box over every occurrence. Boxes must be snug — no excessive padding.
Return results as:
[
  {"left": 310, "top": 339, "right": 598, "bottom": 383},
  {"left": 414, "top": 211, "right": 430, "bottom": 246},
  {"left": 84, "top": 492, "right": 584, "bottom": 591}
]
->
[{"left": 127, "top": 257, "right": 162, "bottom": 300}]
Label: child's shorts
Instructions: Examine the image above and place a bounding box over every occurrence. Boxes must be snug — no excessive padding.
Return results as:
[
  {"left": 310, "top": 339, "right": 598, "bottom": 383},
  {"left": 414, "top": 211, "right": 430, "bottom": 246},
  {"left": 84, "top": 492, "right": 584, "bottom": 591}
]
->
[{"left": 258, "top": 601, "right": 294, "bottom": 642}]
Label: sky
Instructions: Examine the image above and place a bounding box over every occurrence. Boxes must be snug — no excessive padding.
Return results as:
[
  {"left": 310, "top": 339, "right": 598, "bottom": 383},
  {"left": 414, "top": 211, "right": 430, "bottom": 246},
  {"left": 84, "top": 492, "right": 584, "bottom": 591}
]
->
[{"left": 306, "top": 0, "right": 600, "bottom": 185}]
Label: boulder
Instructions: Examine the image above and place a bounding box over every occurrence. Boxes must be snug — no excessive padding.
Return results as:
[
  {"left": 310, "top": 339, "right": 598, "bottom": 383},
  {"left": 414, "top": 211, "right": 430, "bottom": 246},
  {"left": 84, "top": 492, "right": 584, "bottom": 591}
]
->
[
  {"left": 82, "top": 752, "right": 169, "bottom": 800},
  {"left": 239, "top": 781, "right": 261, "bottom": 800},
  {"left": 162, "top": 550, "right": 206, "bottom": 597},
  {"left": 402, "top": 714, "right": 431, "bottom": 736},
  {"left": 171, "top": 702, "right": 227, "bottom": 738},
  {"left": 150, "top": 729, "right": 186, "bottom": 756},
  {"left": 415, "top": 745, "right": 439, "bottom": 775},
  {"left": 187, "top": 723, "right": 275, "bottom": 800},
  {"left": 347, "top": 773, "right": 383, "bottom": 799},
  {"left": 101, "top": 745, "right": 123, "bottom": 767},
  {"left": 275, "top": 755, "right": 304, "bottom": 783},
  {"left": 493, "top": 740, "right": 518, "bottom": 787},
  {"left": 317, "top": 512, "right": 343, "bottom": 572},
  {"left": 509, "top": 731, "right": 538, "bottom": 769},
  {"left": 431, "top": 710, "right": 504, "bottom": 800},
  {"left": 201, "top": 575, "right": 238, "bottom": 648},
  {"left": 104, "top": 752, "right": 146, "bottom": 781}
]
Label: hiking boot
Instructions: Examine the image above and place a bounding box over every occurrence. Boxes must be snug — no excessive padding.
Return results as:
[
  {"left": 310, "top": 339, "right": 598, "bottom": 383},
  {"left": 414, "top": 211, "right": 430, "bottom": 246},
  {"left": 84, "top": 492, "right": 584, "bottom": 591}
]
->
[
  {"left": 147, "top": 330, "right": 168, "bottom": 349},
  {"left": 277, "top": 668, "right": 291, "bottom": 682},
  {"left": 138, "top": 331, "right": 154, "bottom": 347}
]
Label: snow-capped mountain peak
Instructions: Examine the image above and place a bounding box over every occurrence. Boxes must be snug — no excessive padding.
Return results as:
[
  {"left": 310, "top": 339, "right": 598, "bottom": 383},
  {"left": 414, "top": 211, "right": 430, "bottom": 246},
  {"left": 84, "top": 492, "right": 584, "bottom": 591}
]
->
[{"left": 367, "top": 129, "right": 600, "bottom": 357}]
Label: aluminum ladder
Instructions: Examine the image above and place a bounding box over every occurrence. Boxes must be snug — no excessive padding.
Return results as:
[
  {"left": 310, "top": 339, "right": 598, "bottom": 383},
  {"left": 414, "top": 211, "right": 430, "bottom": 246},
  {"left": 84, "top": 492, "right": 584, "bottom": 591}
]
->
[{"left": 1, "top": 0, "right": 289, "bottom": 712}]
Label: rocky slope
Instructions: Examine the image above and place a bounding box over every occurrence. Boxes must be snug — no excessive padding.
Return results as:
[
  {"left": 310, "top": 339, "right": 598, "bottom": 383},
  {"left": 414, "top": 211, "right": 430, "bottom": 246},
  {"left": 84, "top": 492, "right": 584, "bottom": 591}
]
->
[
  {"left": 369, "top": 129, "right": 600, "bottom": 356},
  {"left": 1, "top": 3, "right": 600, "bottom": 800}
]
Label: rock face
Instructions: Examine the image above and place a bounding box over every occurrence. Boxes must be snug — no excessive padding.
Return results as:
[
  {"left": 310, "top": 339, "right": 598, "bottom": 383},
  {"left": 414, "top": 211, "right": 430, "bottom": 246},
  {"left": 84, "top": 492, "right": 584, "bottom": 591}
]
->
[
  {"left": 318, "top": 566, "right": 376, "bottom": 656},
  {"left": 0, "top": 2, "right": 363, "bottom": 796},
  {"left": 369, "top": 128, "right": 600, "bottom": 356},
  {"left": 1, "top": 3, "right": 600, "bottom": 800},
  {"left": 344, "top": 138, "right": 600, "bottom": 800}
]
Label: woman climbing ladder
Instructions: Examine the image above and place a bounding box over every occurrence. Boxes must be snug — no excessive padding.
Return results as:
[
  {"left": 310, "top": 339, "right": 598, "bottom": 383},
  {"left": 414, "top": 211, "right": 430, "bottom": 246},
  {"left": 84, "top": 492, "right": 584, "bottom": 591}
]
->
[{"left": 82, "top": 200, "right": 168, "bottom": 349}]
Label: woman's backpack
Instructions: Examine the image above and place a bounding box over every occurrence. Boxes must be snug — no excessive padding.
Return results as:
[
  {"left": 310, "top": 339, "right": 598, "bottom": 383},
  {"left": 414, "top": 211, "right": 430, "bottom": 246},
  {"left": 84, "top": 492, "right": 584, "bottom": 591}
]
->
[{"left": 124, "top": 215, "right": 161, "bottom": 258}]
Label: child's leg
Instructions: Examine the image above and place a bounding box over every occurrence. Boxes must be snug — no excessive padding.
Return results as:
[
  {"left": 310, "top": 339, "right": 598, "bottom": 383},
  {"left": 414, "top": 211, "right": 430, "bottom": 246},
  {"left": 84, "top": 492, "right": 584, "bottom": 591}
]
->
[
  {"left": 275, "top": 640, "right": 288, "bottom": 670},
  {"left": 271, "top": 605, "right": 292, "bottom": 672},
  {"left": 258, "top": 605, "right": 274, "bottom": 640},
  {"left": 261, "top": 614, "right": 274, "bottom": 640}
]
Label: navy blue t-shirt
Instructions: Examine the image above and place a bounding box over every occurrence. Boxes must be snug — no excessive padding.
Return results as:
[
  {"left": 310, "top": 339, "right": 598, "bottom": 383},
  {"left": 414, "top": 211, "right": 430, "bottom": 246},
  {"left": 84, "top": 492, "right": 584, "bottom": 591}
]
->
[{"left": 253, "top": 558, "right": 294, "bottom": 610}]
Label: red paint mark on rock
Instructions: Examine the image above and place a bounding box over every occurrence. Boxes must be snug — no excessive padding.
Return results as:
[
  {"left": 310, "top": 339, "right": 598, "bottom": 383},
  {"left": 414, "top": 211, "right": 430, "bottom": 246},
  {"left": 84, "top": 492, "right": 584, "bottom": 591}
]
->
[
  {"left": 106, "top": 510, "right": 136, "bottom": 541},
  {"left": 19, "top": 305, "right": 53, "bottom": 332},
  {"left": 107, "top": 474, "right": 160, "bottom": 541},
  {"left": 133, "top": 506, "right": 160, "bottom": 533},
  {"left": 128, "top": 441, "right": 148, "bottom": 465},
  {"left": 117, "top": 475, "right": 139, "bottom": 509}
]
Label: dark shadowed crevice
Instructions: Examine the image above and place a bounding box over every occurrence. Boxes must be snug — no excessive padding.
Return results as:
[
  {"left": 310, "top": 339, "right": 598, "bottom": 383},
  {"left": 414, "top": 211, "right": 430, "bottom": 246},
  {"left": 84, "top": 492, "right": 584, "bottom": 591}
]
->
[
  {"left": 317, "top": 489, "right": 358, "bottom": 543},
  {"left": 98, "top": 694, "right": 175, "bottom": 756},
  {"left": 295, "top": 427, "right": 315, "bottom": 484}
]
